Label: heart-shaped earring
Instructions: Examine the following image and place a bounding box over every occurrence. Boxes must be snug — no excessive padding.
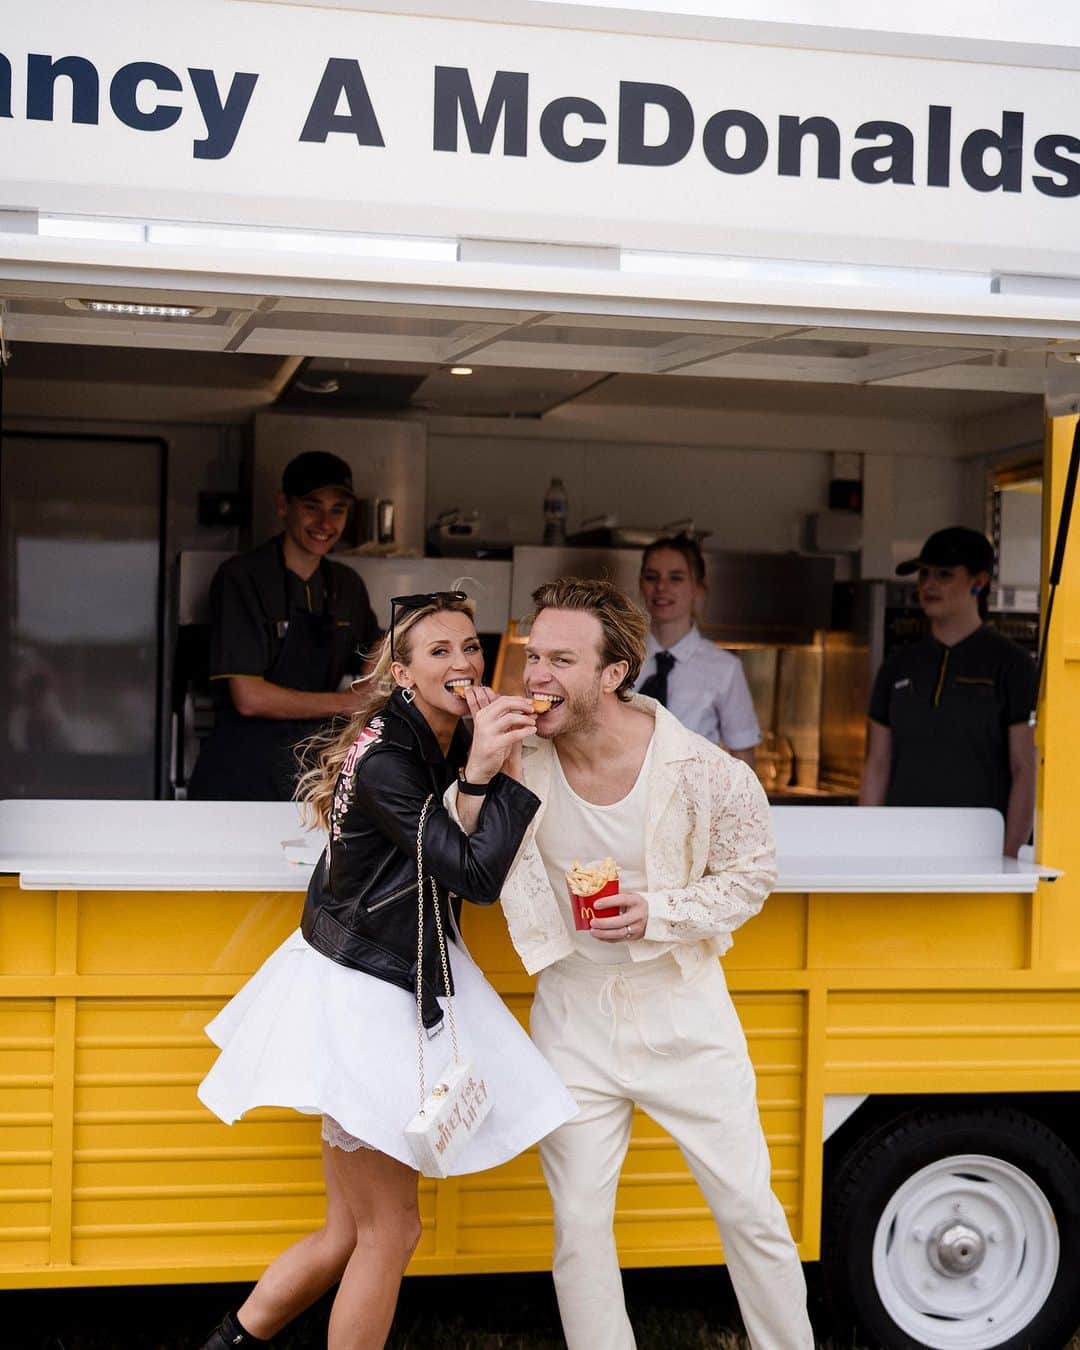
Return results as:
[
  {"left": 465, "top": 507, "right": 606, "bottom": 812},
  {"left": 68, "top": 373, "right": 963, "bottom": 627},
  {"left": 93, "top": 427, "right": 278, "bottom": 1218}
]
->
[{"left": 401, "top": 687, "right": 415, "bottom": 704}]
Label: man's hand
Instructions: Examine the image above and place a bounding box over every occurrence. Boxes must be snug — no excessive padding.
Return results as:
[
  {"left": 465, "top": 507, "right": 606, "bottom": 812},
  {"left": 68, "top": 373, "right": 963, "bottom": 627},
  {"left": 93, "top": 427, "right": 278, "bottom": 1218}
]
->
[
  {"left": 589, "top": 891, "right": 649, "bottom": 943},
  {"left": 228, "top": 675, "right": 368, "bottom": 721},
  {"left": 461, "top": 686, "right": 536, "bottom": 783}
]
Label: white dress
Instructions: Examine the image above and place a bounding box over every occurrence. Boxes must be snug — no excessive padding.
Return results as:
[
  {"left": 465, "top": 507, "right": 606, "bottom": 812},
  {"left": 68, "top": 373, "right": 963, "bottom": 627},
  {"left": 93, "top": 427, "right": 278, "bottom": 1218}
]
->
[{"left": 197, "top": 921, "right": 578, "bottom": 1175}]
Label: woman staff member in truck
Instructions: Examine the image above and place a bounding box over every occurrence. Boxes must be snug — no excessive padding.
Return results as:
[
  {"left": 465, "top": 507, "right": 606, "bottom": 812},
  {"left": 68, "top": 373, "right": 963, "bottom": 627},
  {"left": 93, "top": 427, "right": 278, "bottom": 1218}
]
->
[
  {"left": 859, "top": 526, "right": 1038, "bottom": 857},
  {"left": 188, "top": 451, "right": 380, "bottom": 801},
  {"left": 635, "top": 534, "right": 760, "bottom": 765},
  {"left": 197, "top": 591, "right": 576, "bottom": 1350}
]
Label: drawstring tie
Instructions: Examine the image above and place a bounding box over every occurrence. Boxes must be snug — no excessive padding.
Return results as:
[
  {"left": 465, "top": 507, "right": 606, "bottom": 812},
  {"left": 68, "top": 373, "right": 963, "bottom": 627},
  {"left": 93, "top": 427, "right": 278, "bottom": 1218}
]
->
[{"left": 597, "top": 969, "right": 670, "bottom": 1056}]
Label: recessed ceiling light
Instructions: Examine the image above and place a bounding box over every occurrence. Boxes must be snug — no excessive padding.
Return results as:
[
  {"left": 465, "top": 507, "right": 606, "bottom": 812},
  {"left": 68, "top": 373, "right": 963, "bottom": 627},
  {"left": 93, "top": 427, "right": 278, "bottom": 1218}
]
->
[
  {"left": 88, "top": 301, "right": 195, "bottom": 317},
  {"left": 295, "top": 377, "right": 341, "bottom": 394},
  {"left": 450, "top": 366, "right": 473, "bottom": 376},
  {"left": 65, "top": 298, "right": 215, "bottom": 318}
]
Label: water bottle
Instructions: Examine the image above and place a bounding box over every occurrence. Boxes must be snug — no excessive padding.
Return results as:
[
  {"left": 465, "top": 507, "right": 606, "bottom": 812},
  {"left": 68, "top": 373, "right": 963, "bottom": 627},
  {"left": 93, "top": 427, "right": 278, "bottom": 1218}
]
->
[{"left": 543, "top": 477, "right": 568, "bottom": 546}]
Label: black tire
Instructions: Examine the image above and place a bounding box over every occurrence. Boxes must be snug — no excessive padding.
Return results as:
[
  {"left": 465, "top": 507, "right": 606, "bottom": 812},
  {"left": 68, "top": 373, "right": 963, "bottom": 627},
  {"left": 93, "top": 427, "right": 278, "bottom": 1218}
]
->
[{"left": 821, "top": 1105, "right": 1080, "bottom": 1350}]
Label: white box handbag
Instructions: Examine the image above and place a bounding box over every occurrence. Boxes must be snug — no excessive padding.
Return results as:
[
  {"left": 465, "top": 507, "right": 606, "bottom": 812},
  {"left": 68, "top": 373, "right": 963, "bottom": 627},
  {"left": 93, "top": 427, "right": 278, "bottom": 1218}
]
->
[{"left": 403, "top": 796, "right": 493, "bottom": 1178}]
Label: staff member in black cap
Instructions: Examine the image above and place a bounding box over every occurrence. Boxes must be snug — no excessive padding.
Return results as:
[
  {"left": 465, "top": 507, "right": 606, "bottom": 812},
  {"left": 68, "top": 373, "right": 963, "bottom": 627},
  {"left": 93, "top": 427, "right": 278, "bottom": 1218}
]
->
[
  {"left": 859, "top": 526, "right": 1037, "bottom": 856},
  {"left": 188, "top": 451, "right": 380, "bottom": 801}
]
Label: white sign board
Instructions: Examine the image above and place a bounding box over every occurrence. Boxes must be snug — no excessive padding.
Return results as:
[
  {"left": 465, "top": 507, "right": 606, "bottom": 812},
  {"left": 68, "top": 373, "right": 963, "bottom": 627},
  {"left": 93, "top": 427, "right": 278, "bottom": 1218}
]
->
[{"left": 3, "top": 0, "right": 1080, "bottom": 275}]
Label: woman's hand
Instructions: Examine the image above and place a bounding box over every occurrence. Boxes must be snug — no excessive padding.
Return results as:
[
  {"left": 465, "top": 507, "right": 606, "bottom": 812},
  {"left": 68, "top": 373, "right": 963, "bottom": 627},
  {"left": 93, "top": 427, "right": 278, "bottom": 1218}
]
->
[
  {"left": 461, "top": 687, "right": 536, "bottom": 783},
  {"left": 589, "top": 891, "right": 650, "bottom": 943}
]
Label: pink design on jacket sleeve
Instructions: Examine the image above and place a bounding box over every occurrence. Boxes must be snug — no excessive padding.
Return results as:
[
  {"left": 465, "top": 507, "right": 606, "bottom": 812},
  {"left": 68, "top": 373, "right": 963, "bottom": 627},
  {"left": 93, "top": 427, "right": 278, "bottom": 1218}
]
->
[{"left": 330, "top": 717, "right": 385, "bottom": 841}]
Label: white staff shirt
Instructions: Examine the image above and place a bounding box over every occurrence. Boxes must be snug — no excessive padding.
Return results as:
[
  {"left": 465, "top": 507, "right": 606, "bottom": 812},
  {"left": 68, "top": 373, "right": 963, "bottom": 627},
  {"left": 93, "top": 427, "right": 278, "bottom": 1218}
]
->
[{"left": 636, "top": 627, "right": 761, "bottom": 750}]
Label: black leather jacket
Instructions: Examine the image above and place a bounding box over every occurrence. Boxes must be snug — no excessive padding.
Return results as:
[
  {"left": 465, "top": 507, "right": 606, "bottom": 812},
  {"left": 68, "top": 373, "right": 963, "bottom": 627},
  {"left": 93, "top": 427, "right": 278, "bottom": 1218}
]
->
[{"left": 301, "top": 688, "right": 540, "bottom": 1030}]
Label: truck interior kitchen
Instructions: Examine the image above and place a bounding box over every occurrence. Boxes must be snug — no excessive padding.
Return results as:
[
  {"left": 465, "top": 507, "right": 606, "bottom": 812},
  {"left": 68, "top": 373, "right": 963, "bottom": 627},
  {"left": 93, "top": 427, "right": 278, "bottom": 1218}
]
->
[{"left": 0, "top": 309, "right": 1046, "bottom": 806}]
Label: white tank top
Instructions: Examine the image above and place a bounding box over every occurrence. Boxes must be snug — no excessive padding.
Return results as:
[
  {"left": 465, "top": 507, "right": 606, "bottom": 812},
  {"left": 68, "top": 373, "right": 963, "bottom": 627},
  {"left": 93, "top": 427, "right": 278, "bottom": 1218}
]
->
[{"left": 535, "top": 736, "right": 655, "bottom": 965}]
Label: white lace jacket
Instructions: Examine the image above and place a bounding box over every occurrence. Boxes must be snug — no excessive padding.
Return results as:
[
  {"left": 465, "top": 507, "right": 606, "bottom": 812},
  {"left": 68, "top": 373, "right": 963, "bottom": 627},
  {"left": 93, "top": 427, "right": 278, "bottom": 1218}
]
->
[{"left": 446, "top": 694, "right": 778, "bottom": 978}]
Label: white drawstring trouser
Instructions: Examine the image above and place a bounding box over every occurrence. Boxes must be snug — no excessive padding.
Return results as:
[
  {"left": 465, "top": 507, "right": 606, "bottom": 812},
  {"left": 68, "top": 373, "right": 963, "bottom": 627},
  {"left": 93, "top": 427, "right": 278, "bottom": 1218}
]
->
[
  {"left": 596, "top": 968, "right": 670, "bottom": 1057},
  {"left": 531, "top": 952, "right": 814, "bottom": 1350}
]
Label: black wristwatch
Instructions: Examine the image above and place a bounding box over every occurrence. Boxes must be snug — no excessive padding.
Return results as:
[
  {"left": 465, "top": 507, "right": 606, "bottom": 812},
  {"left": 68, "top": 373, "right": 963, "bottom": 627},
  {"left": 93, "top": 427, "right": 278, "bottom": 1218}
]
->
[{"left": 458, "top": 769, "right": 493, "bottom": 796}]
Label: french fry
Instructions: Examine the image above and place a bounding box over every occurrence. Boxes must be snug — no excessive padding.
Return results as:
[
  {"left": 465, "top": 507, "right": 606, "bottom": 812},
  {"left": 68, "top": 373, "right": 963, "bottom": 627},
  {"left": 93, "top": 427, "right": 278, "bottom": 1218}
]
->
[{"left": 566, "top": 857, "right": 619, "bottom": 896}]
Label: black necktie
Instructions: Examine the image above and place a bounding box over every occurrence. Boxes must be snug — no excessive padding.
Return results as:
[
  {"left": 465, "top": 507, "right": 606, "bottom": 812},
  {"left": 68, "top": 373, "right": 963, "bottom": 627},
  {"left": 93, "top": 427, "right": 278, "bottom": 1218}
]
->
[{"left": 640, "top": 650, "right": 676, "bottom": 707}]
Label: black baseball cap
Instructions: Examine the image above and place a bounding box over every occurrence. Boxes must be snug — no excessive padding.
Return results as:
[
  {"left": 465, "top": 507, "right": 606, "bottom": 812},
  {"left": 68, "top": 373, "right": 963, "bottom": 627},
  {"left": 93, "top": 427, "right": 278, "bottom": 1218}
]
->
[
  {"left": 281, "top": 451, "right": 355, "bottom": 499},
  {"left": 896, "top": 526, "right": 995, "bottom": 576}
]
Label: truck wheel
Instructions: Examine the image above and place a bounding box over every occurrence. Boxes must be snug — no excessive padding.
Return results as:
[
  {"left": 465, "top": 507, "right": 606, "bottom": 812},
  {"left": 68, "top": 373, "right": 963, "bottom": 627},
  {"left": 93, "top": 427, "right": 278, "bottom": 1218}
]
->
[{"left": 822, "top": 1106, "right": 1080, "bottom": 1349}]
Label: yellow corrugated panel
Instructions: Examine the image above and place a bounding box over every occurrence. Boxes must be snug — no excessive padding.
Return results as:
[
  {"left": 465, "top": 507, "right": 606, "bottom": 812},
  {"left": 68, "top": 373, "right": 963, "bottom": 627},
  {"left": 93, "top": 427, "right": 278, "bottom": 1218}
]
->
[
  {"left": 6, "top": 841, "right": 1075, "bottom": 1286},
  {"left": 77, "top": 891, "right": 298, "bottom": 976},
  {"left": 826, "top": 990, "right": 1080, "bottom": 1093},
  {"left": 0, "top": 993, "right": 54, "bottom": 1269},
  {"left": 0, "top": 886, "right": 55, "bottom": 975},
  {"left": 724, "top": 894, "right": 807, "bottom": 970},
  {"left": 1039, "top": 414, "right": 1080, "bottom": 975},
  {"left": 0, "top": 876, "right": 814, "bottom": 1283},
  {"left": 811, "top": 892, "right": 1029, "bottom": 970},
  {"left": 71, "top": 991, "right": 314, "bottom": 1271},
  {"left": 454, "top": 1148, "right": 555, "bottom": 1259}
]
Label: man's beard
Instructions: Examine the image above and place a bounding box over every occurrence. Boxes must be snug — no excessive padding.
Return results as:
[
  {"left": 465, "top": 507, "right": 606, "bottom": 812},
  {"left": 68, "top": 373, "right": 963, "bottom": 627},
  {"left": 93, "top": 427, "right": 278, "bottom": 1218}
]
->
[{"left": 537, "top": 677, "right": 603, "bottom": 739}]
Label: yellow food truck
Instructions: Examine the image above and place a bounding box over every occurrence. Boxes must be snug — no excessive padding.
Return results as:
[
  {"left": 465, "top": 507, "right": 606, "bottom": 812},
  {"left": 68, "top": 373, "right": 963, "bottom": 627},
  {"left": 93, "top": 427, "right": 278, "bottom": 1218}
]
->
[{"left": 3, "top": 4, "right": 1080, "bottom": 1349}]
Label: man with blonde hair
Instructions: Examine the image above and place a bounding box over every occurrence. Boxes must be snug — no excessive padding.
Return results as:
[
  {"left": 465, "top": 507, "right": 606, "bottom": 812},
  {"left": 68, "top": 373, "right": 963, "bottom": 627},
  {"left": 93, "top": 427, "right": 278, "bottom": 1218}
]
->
[{"left": 453, "top": 576, "right": 812, "bottom": 1350}]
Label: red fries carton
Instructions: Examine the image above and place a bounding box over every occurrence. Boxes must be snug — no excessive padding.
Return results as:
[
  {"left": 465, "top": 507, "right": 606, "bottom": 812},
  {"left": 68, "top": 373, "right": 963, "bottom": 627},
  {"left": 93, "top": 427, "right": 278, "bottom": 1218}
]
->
[{"left": 566, "top": 858, "right": 620, "bottom": 932}]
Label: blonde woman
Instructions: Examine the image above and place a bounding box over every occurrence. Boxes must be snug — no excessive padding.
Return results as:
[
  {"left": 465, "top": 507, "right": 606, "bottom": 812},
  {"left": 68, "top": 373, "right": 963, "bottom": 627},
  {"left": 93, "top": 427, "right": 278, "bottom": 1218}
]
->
[{"left": 197, "top": 591, "right": 576, "bottom": 1350}]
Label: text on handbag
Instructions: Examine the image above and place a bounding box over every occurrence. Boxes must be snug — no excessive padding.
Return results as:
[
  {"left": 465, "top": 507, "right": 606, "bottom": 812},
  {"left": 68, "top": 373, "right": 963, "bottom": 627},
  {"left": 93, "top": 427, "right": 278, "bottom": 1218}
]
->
[{"left": 433, "top": 1073, "right": 489, "bottom": 1156}]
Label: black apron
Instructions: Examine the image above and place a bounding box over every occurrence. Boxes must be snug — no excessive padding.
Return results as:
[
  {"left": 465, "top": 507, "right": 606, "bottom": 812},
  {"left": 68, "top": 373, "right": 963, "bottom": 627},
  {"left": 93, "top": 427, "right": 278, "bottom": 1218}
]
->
[{"left": 188, "top": 546, "right": 343, "bottom": 801}]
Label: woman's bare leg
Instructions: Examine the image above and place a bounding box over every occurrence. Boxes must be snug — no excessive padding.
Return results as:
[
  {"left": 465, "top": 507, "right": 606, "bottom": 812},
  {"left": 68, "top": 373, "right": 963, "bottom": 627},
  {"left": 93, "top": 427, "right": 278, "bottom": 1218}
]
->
[
  {"left": 325, "top": 1144, "right": 421, "bottom": 1350},
  {"left": 234, "top": 1140, "right": 357, "bottom": 1339}
]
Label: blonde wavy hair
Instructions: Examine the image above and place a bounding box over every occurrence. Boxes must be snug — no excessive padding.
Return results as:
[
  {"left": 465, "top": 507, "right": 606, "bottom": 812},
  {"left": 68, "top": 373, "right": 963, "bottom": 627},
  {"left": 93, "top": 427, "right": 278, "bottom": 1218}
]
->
[{"left": 296, "top": 593, "right": 477, "bottom": 828}]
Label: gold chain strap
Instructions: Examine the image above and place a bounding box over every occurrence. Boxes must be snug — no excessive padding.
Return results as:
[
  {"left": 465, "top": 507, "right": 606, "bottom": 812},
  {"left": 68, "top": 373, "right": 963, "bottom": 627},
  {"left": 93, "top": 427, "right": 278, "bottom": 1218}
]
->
[{"left": 415, "top": 795, "right": 462, "bottom": 1112}]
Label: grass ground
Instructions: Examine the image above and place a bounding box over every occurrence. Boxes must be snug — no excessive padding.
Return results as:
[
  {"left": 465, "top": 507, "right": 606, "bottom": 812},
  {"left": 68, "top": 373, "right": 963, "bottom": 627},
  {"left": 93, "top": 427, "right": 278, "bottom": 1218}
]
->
[
  {"left": 7, "top": 1268, "right": 1080, "bottom": 1349},
  {"left": 7, "top": 1268, "right": 798, "bottom": 1349}
]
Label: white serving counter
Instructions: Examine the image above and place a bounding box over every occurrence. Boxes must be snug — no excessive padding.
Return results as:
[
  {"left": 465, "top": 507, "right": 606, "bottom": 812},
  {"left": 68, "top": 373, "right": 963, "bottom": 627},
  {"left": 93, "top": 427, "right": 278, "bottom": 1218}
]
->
[{"left": 0, "top": 801, "right": 1059, "bottom": 894}]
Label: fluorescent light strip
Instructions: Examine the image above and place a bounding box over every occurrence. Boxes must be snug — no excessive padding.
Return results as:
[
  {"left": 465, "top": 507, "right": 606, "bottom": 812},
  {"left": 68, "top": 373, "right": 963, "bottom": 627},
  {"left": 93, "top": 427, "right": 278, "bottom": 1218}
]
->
[
  {"left": 620, "top": 249, "right": 988, "bottom": 294},
  {"left": 147, "top": 222, "right": 456, "bottom": 262},
  {"left": 39, "top": 214, "right": 455, "bottom": 262},
  {"left": 39, "top": 216, "right": 147, "bottom": 243}
]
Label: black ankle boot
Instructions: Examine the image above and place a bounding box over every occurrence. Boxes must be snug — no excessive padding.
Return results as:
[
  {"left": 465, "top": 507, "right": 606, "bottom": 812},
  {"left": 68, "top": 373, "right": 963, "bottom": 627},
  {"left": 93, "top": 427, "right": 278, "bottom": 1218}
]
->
[{"left": 201, "top": 1309, "right": 271, "bottom": 1348}]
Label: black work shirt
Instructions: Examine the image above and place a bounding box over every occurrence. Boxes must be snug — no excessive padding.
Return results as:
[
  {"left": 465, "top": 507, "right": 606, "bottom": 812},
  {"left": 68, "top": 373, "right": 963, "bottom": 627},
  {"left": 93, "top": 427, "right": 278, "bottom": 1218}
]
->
[
  {"left": 868, "top": 625, "right": 1037, "bottom": 815},
  {"left": 207, "top": 536, "right": 380, "bottom": 713}
]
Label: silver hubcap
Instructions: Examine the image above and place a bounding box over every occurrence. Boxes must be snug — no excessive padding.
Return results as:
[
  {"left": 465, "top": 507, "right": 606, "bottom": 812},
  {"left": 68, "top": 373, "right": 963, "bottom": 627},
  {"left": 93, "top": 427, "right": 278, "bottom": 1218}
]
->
[
  {"left": 928, "top": 1220, "right": 986, "bottom": 1276},
  {"left": 871, "top": 1152, "right": 1059, "bottom": 1348}
]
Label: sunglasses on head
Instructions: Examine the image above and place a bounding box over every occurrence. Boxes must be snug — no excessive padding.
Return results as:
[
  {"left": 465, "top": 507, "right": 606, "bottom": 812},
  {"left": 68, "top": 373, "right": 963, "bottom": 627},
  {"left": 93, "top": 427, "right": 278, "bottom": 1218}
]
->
[{"left": 388, "top": 591, "right": 469, "bottom": 662}]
